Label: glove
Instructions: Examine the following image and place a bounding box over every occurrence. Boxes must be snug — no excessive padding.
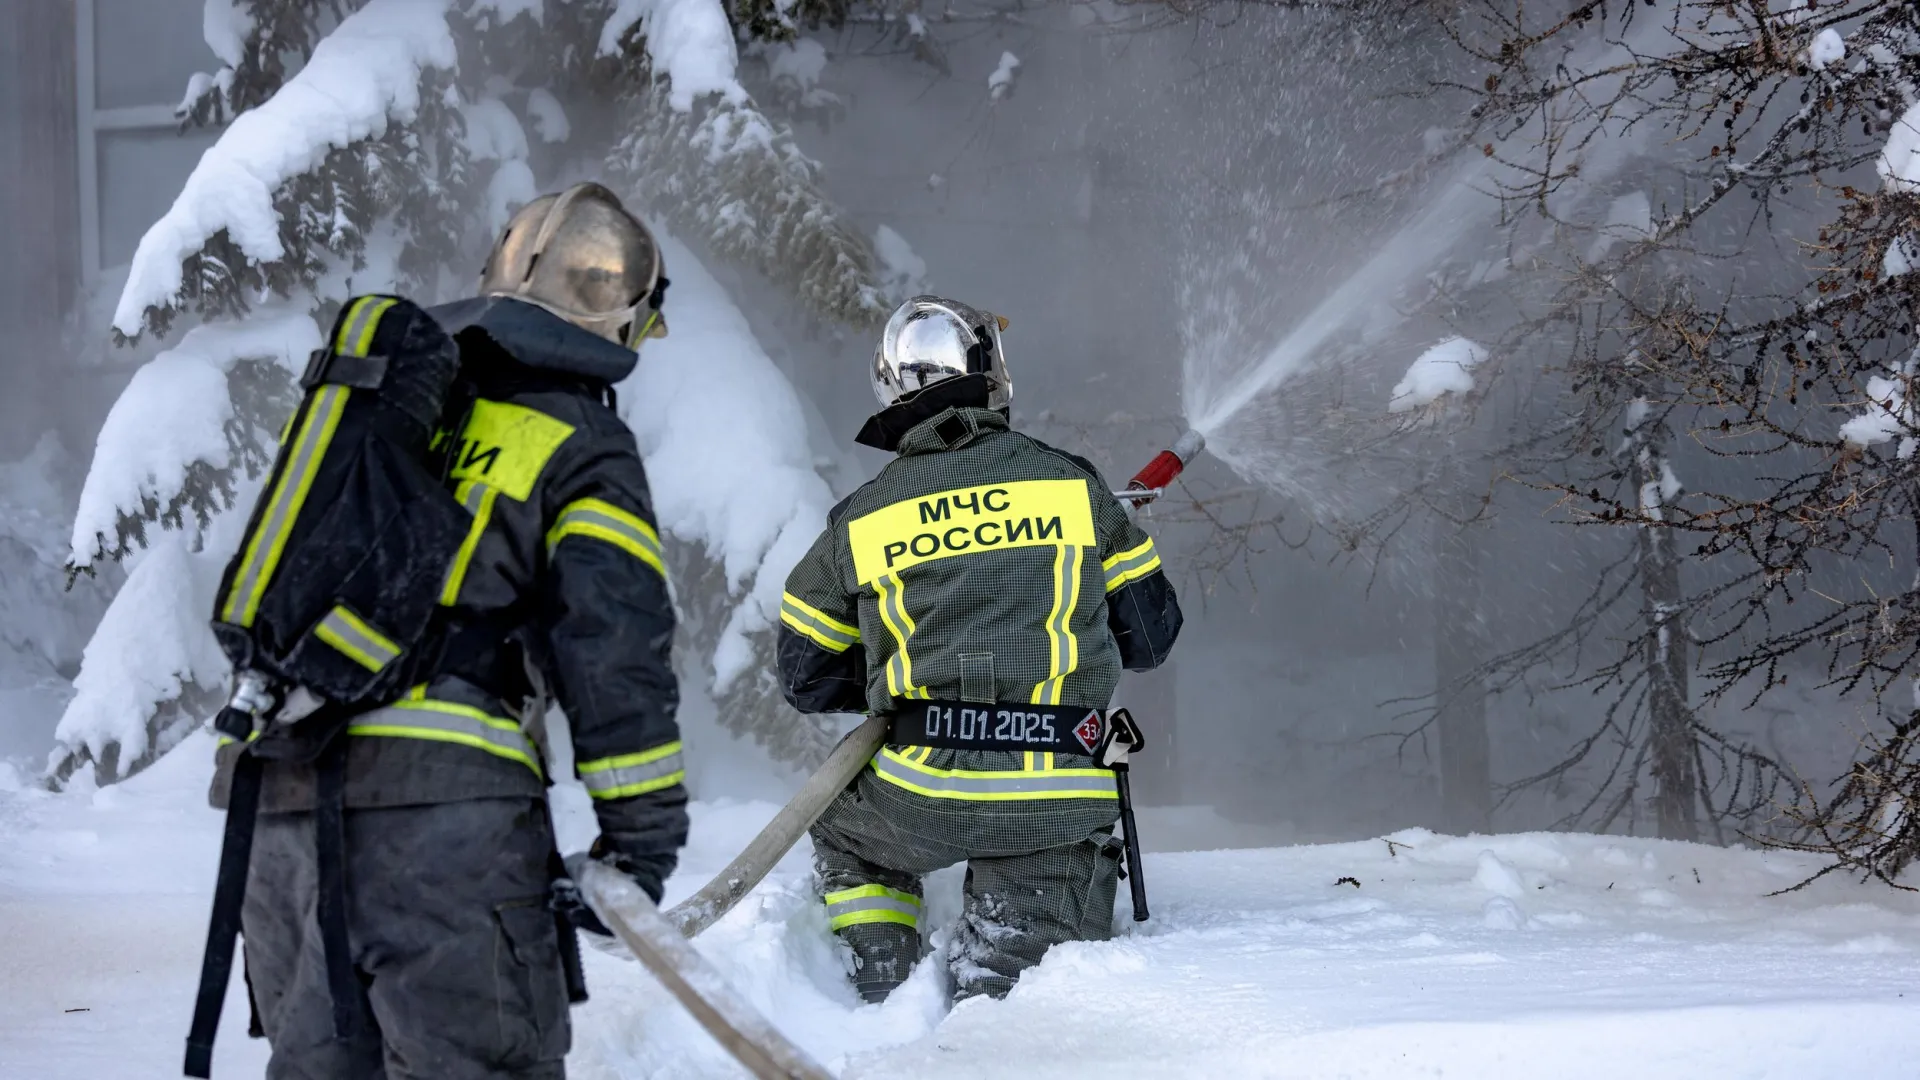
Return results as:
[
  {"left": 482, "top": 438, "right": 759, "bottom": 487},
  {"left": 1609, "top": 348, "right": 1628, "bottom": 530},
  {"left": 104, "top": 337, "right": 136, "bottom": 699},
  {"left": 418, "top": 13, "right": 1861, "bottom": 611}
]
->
[
  {"left": 556, "top": 853, "right": 615, "bottom": 937},
  {"left": 560, "top": 841, "right": 674, "bottom": 937},
  {"left": 589, "top": 834, "right": 675, "bottom": 904}
]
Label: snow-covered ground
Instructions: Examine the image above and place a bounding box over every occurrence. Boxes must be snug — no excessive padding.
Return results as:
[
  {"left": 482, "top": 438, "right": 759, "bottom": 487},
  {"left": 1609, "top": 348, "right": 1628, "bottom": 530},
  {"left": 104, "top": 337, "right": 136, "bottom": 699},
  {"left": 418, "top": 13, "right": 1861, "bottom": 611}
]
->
[{"left": 4, "top": 735, "right": 1918, "bottom": 1079}]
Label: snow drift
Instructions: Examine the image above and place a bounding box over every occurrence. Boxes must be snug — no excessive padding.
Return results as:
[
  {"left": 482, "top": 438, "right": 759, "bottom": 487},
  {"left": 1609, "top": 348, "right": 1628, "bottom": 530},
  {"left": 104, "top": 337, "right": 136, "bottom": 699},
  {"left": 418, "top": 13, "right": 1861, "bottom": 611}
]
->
[{"left": 5, "top": 738, "right": 1919, "bottom": 1079}]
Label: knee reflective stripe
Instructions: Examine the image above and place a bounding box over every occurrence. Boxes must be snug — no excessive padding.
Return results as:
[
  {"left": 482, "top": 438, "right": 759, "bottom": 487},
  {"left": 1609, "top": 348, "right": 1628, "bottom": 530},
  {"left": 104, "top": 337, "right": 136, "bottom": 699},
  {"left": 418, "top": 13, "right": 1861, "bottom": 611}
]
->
[
  {"left": 440, "top": 480, "right": 500, "bottom": 606},
  {"left": 780, "top": 592, "right": 860, "bottom": 653},
  {"left": 576, "top": 742, "right": 685, "bottom": 800},
  {"left": 313, "top": 606, "right": 401, "bottom": 672},
  {"left": 823, "top": 884, "right": 921, "bottom": 931},
  {"left": 870, "top": 747, "right": 1117, "bottom": 801},
  {"left": 1030, "top": 546, "right": 1085, "bottom": 706},
  {"left": 1102, "top": 539, "right": 1161, "bottom": 593},
  {"left": 874, "top": 573, "right": 929, "bottom": 700},
  {"left": 221, "top": 385, "right": 352, "bottom": 627},
  {"left": 347, "top": 696, "right": 542, "bottom": 778},
  {"left": 334, "top": 296, "right": 398, "bottom": 357},
  {"left": 546, "top": 498, "right": 666, "bottom": 579}
]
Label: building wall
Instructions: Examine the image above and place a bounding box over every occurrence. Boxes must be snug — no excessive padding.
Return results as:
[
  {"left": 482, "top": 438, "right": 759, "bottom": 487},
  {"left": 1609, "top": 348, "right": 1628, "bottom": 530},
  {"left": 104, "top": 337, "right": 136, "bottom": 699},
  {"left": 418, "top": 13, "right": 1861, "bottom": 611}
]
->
[{"left": 0, "top": 0, "right": 80, "bottom": 459}]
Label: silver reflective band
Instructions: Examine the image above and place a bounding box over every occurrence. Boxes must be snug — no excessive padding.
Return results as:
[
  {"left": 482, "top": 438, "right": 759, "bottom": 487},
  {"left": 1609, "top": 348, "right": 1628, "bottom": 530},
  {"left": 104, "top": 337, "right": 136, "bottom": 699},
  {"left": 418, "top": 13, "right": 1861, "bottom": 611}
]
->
[
  {"left": 826, "top": 895, "right": 920, "bottom": 922},
  {"left": 349, "top": 701, "right": 542, "bottom": 777},
  {"left": 337, "top": 298, "right": 388, "bottom": 356},
  {"left": 315, "top": 607, "right": 400, "bottom": 672},
  {"left": 870, "top": 752, "right": 1116, "bottom": 797},
  {"left": 780, "top": 597, "right": 858, "bottom": 650},
  {"left": 1103, "top": 546, "right": 1158, "bottom": 588},
  {"left": 578, "top": 748, "right": 685, "bottom": 800},
  {"left": 547, "top": 504, "right": 662, "bottom": 561},
  {"left": 222, "top": 385, "right": 350, "bottom": 626}
]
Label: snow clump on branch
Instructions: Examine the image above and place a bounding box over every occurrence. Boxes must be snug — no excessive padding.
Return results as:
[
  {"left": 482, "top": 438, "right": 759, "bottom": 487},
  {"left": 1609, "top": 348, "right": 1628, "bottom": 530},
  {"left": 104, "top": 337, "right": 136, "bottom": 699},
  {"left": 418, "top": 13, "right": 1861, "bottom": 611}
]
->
[
  {"left": 1840, "top": 353, "right": 1920, "bottom": 459},
  {"left": 601, "top": 0, "right": 744, "bottom": 108},
  {"left": 1880, "top": 102, "right": 1920, "bottom": 193},
  {"left": 68, "top": 311, "right": 320, "bottom": 568},
  {"left": 1389, "top": 337, "right": 1487, "bottom": 413},
  {"left": 112, "top": 0, "right": 458, "bottom": 337},
  {"left": 988, "top": 52, "right": 1021, "bottom": 101}
]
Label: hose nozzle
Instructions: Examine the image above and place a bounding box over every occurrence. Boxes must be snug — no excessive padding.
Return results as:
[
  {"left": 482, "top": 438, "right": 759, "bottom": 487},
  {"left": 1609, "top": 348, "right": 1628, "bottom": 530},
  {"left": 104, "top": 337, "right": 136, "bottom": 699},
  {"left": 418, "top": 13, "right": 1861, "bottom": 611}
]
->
[{"left": 1117, "top": 430, "right": 1206, "bottom": 505}]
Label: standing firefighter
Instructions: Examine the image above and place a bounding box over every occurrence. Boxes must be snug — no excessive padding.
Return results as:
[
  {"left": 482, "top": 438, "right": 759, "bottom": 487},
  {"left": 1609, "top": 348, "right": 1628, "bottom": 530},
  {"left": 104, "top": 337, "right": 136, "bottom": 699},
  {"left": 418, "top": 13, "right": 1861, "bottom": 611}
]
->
[
  {"left": 198, "top": 184, "right": 685, "bottom": 1078},
  {"left": 777, "top": 296, "right": 1183, "bottom": 1003}
]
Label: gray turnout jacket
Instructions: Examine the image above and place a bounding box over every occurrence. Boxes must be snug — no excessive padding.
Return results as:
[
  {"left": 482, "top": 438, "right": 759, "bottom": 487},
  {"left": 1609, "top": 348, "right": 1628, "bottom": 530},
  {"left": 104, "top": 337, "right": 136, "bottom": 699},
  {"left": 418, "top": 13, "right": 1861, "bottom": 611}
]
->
[{"left": 777, "top": 387, "right": 1181, "bottom": 811}]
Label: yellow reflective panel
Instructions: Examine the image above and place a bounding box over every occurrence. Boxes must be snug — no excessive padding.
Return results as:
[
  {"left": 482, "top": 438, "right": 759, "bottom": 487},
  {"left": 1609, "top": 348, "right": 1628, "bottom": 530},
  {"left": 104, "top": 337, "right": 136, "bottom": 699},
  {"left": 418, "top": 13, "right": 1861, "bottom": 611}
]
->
[
  {"left": 449, "top": 400, "right": 576, "bottom": 502},
  {"left": 847, "top": 478, "right": 1095, "bottom": 584}
]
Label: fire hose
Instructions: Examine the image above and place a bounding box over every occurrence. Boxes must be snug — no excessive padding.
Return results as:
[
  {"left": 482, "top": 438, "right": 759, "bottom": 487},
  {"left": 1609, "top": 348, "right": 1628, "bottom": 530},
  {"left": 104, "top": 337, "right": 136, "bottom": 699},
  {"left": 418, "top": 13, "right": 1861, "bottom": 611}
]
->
[{"left": 649, "top": 430, "right": 1205, "bottom": 939}]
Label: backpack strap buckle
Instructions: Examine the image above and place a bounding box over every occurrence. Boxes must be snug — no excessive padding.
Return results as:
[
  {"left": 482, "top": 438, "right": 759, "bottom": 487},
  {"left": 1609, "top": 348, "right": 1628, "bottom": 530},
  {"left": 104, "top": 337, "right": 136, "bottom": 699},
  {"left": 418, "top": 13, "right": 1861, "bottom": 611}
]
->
[{"left": 300, "top": 347, "right": 390, "bottom": 391}]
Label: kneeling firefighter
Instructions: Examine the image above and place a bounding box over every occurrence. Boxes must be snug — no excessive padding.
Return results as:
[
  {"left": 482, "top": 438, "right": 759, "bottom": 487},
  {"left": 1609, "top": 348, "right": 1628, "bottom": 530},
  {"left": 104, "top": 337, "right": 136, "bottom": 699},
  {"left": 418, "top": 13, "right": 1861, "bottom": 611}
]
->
[
  {"left": 777, "top": 297, "right": 1184, "bottom": 1003},
  {"left": 195, "top": 184, "right": 686, "bottom": 1078}
]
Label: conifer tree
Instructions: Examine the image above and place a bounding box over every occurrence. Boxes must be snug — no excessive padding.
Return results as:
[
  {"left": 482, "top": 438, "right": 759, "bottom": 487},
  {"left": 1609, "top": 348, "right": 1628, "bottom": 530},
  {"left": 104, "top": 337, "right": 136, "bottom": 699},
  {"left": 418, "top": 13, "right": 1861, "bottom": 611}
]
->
[{"left": 50, "top": 0, "right": 907, "bottom": 784}]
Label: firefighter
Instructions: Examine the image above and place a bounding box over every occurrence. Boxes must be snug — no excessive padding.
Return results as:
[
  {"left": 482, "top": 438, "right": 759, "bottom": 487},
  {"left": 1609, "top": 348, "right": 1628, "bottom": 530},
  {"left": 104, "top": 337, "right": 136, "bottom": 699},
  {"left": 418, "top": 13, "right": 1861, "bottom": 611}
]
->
[
  {"left": 211, "top": 183, "right": 685, "bottom": 1078},
  {"left": 777, "top": 296, "right": 1183, "bottom": 1003}
]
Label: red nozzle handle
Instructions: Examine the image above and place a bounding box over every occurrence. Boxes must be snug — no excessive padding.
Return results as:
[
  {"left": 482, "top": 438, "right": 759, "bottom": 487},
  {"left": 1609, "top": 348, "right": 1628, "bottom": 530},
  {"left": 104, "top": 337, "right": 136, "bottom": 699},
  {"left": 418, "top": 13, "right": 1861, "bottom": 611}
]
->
[
  {"left": 1126, "top": 430, "right": 1206, "bottom": 494},
  {"left": 1128, "top": 450, "right": 1185, "bottom": 492}
]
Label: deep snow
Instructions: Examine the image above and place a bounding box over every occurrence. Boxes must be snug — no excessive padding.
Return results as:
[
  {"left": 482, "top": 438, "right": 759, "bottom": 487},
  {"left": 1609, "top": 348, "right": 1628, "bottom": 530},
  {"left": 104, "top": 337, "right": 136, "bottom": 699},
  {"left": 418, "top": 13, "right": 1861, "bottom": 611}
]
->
[{"left": 3, "top": 734, "right": 1918, "bottom": 1079}]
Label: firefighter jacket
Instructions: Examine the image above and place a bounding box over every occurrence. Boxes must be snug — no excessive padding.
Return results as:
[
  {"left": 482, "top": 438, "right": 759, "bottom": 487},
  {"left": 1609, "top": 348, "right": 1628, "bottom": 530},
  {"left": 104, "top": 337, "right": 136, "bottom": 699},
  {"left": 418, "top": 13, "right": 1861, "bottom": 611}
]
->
[
  {"left": 214, "top": 297, "right": 687, "bottom": 868},
  {"left": 777, "top": 390, "right": 1182, "bottom": 805}
]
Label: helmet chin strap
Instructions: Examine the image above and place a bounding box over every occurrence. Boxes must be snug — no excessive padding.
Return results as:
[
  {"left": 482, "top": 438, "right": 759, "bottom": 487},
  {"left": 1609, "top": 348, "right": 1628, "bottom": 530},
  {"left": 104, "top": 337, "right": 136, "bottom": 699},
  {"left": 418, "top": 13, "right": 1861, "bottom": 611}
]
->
[
  {"left": 965, "top": 326, "right": 994, "bottom": 375},
  {"left": 623, "top": 276, "right": 672, "bottom": 350}
]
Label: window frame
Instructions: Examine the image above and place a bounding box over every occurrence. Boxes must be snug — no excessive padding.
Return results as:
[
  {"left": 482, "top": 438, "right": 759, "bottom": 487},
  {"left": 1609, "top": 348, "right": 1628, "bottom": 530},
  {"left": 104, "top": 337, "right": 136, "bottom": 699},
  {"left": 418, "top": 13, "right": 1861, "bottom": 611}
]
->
[{"left": 73, "top": 0, "right": 220, "bottom": 284}]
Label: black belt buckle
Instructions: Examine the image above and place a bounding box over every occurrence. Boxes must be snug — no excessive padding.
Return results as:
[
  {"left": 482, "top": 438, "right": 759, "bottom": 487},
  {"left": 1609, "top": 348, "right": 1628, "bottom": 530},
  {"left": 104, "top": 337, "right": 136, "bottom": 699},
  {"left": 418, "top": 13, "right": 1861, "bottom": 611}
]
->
[{"left": 886, "top": 700, "right": 1110, "bottom": 756}]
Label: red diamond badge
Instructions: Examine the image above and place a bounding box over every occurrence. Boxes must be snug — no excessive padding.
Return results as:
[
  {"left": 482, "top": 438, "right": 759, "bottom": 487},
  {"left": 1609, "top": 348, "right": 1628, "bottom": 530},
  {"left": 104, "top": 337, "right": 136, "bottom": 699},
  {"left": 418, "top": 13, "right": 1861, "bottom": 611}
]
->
[{"left": 1073, "top": 711, "right": 1104, "bottom": 753}]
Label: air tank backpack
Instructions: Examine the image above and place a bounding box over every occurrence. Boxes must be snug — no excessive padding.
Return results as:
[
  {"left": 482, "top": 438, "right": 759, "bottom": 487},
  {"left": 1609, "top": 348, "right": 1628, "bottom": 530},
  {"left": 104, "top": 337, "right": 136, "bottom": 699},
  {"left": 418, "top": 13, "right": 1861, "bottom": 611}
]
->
[
  {"left": 208, "top": 294, "right": 475, "bottom": 758},
  {"left": 186, "top": 295, "right": 480, "bottom": 1078}
]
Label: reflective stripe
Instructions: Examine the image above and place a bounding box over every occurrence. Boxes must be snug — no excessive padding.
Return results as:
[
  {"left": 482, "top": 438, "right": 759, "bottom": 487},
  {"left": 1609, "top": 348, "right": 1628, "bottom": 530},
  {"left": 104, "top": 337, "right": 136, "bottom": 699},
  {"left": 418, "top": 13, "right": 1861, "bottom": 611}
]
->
[
  {"left": 334, "top": 296, "right": 398, "bottom": 357},
  {"left": 870, "top": 747, "right": 1116, "bottom": 801},
  {"left": 348, "top": 696, "right": 542, "bottom": 778},
  {"left": 1030, "top": 545, "right": 1084, "bottom": 706},
  {"left": 873, "top": 573, "right": 929, "bottom": 701},
  {"left": 313, "top": 605, "right": 401, "bottom": 672},
  {"left": 823, "top": 884, "right": 921, "bottom": 931},
  {"left": 1102, "top": 538, "right": 1162, "bottom": 592},
  {"left": 780, "top": 592, "right": 859, "bottom": 653},
  {"left": 546, "top": 498, "right": 666, "bottom": 578},
  {"left": 577, "top": 742, "right": 686, "bottom": 800},
  {"left": 221, "top": 385, "right": 352, "bottom": 627},
  {"left": 440, "top": 480, "right": 500, "bottom": 606}
]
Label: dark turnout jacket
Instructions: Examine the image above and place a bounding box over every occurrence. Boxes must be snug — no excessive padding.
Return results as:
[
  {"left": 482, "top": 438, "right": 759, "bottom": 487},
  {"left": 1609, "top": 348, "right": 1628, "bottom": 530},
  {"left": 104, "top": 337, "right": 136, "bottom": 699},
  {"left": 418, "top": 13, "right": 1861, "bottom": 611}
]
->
[{"left": 214, "top": 297, "right": 687, "bottom": 868}]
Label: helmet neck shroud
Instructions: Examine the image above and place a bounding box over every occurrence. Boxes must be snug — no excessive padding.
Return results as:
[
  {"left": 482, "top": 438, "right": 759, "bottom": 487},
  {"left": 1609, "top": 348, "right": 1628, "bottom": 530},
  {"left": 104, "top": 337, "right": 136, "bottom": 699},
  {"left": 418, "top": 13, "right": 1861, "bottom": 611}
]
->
[
  {"left": 855, "top": 373, "right": 1003, "bottom": 453},
  {"left": 430, "top": 296, "right": 641, "bottom": 389}
]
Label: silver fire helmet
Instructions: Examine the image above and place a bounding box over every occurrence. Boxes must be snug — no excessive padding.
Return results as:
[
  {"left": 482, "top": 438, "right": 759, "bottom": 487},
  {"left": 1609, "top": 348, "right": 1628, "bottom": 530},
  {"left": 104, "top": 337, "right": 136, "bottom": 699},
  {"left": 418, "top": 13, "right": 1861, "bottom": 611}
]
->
[
  {"left": 871, "top": 296, "right": 1012, "bottom": 411},
  {"left": 479, "top": 182, "right": 668, "bottom": 349}
]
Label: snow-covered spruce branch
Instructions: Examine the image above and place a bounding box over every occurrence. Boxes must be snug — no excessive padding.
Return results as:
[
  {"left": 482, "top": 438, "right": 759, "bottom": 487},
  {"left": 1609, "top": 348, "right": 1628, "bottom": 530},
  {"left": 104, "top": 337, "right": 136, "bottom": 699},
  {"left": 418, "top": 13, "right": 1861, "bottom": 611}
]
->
[
  {"left": 114, "top": 0, "right": 466, "bottom": 342},
  {"left": 607, "top": 70, "right": 893, "bottom": 330}
]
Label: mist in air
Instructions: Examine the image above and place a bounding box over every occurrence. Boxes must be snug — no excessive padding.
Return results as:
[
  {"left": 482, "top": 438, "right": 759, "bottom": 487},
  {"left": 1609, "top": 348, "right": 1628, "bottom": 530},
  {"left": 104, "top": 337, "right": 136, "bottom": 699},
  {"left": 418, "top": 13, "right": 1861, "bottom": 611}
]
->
[{"left": 0, "top": 0, "right": 1883, "bottom": 841}]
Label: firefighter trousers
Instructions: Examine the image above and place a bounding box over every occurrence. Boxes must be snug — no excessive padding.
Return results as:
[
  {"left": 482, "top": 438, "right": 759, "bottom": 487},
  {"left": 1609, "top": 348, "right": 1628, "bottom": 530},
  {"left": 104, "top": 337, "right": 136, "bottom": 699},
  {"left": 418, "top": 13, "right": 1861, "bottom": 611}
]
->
[
  {"left": 242, "top": 797, "right": 570, "bottom": 1079},
  {"left": 809, "top": 771, "right": 1122, "bottom": 1002}
]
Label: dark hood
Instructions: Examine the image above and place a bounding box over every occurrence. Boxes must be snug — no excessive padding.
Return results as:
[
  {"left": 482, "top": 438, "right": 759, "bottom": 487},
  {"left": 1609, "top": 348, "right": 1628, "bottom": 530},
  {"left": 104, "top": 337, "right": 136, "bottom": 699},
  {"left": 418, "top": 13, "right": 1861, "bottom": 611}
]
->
[
  {"left": 855, "top": 374, "right": 1002, "bottom": 452},
  {"left": 428, "top": 296, "right": 639, "bottom": 386}
]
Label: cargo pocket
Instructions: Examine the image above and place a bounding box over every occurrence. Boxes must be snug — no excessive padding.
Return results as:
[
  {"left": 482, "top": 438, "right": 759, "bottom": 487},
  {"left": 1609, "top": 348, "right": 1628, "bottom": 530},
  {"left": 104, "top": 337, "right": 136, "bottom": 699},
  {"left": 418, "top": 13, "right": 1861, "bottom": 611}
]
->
[{"left": 493, "top": 900, "right": 571, "bottom": 1067}]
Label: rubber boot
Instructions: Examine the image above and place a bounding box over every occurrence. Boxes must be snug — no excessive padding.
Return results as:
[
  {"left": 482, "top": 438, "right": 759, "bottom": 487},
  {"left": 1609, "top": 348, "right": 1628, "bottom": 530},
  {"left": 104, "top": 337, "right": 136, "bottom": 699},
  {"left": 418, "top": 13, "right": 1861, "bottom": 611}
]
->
[{"left": 838, "top": 922, "right": 918, "bottom": 1003}]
